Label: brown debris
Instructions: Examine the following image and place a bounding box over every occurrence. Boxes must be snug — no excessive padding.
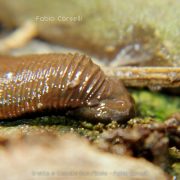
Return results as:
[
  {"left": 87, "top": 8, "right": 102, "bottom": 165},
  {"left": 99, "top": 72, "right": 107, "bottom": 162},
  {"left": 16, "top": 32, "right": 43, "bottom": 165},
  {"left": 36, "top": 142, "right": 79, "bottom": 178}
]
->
[{"left": 96, "top": 114, "right": 180, "bottom": 169}]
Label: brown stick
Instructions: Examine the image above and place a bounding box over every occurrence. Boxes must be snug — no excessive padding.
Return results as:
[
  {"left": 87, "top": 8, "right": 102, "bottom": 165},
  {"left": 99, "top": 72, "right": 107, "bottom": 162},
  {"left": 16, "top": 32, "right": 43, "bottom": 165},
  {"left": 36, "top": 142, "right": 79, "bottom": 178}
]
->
[
  {"left": 0, "top": 21, "right": 37, "bottom": 53},
  {"left": 102, "top": 66, "right": 180, "bottom": 89}
]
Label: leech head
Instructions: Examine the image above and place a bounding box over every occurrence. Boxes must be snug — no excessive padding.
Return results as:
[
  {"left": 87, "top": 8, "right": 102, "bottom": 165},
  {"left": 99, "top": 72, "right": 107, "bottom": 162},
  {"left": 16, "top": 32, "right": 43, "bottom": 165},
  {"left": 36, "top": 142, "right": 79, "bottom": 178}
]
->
[
  {"left": 68, "top": 79, "right": 135, "bottom": 123},
  {"left": 96, "top": 97, "right": 135, "bottom": 122}
]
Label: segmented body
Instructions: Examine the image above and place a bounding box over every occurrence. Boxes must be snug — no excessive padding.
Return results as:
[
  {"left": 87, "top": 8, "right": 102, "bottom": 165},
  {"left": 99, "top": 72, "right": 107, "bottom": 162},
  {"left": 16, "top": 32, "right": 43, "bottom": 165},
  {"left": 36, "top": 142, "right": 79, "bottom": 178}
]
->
[{"left": 0, "top": 53, "right": 112, "bottom": 119}]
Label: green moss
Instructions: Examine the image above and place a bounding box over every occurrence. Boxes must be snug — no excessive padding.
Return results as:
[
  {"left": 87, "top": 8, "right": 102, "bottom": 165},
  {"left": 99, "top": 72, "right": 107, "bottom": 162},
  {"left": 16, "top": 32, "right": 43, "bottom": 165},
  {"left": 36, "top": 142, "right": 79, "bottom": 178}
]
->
[
  {"left": 131, "top": 89, "right": 180, "bottom": 121},
  {"left": 172, "top": 163, "right": 180, "bottom": 180}
]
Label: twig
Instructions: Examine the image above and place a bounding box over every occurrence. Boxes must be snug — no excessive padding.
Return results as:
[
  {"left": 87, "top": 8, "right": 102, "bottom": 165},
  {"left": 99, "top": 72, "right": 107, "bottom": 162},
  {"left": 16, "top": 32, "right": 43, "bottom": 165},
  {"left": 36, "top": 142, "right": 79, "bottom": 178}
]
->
[
  {"left": 102, "top": 66, "right": 180, "bottom": 89},
  {"left": 0, "top": 21, "right": 37, "bottom": 53}
]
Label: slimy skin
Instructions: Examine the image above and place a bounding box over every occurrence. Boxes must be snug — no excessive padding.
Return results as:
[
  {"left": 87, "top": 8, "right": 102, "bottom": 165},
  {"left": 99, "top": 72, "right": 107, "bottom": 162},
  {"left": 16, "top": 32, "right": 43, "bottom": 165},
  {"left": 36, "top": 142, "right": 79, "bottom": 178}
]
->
[{"left": 0, "top": 53, "right": 135, "bottom": 123}]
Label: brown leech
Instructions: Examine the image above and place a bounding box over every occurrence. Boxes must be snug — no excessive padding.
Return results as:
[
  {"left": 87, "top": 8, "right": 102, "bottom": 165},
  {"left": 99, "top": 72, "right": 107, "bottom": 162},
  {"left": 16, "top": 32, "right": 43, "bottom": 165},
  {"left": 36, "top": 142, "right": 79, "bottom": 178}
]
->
[{"left": 0, "top": 53, "right": 135, "bottom": 123}]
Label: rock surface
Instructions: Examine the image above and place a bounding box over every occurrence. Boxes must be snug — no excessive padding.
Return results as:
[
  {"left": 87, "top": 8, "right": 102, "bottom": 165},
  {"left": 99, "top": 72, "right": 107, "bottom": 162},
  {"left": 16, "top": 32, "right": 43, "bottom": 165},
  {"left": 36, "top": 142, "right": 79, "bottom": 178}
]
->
[{"left": 0, "top": 132, "right": 168, "bottom": 180}]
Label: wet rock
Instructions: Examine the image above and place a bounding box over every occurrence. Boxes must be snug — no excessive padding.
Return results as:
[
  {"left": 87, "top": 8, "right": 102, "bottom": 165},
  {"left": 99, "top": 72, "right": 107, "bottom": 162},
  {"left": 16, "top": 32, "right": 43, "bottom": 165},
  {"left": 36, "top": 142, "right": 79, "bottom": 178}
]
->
[{"left": 0, "top": 132, "right": 168, "bottom": 180}]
